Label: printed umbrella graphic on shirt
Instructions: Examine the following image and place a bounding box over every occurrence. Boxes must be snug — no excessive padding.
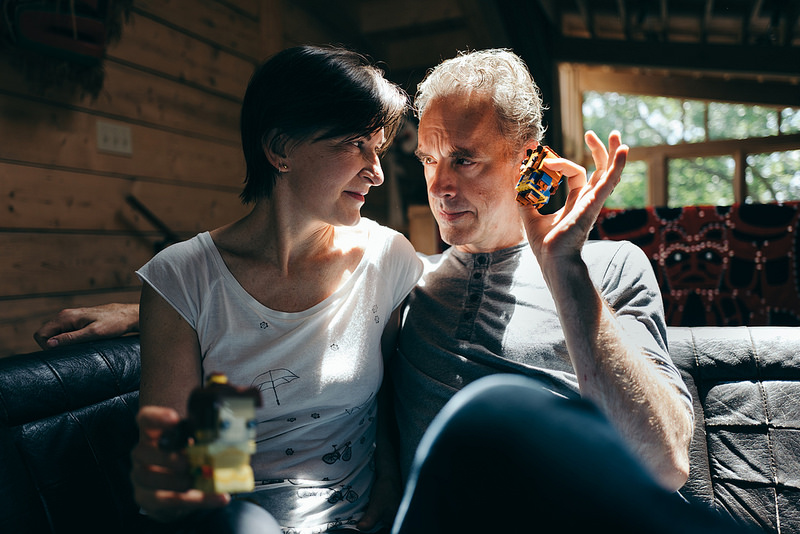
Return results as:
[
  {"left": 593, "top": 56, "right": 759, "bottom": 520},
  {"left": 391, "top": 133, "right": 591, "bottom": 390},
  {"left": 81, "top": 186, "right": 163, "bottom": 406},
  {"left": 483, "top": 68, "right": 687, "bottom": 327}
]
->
[{"left": 251, "top": 368, "right": 299, "bottom": 405}]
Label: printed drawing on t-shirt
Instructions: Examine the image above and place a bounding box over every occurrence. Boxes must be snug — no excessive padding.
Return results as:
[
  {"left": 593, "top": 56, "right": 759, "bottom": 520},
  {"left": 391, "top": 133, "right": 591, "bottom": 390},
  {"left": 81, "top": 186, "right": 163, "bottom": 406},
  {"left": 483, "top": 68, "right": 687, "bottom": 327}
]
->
[
  {"left": 326, "top": 517, "right": 358, "bottom": 530},
  {"left": 322, "top": 441, "right": 352, "bottom": 464},
  {"left": 345, "top": 391, "right": 374, "bottom": 417},
  {"left": 328, "top": 484, "right": 359, "bottom": 504},
  {"left": 251, "top": 368, "right": 299, "bottom": 405}
]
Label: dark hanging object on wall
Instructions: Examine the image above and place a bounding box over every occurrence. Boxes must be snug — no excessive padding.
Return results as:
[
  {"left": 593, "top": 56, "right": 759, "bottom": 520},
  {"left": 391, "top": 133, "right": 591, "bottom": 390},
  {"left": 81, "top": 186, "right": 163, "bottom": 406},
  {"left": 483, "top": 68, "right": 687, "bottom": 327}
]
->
[
  {"left": 0, "top": 0, "right": 132, "bottom": 98},
  {"left": 14, "top": 0, "right": 107, "bottom": 63}
]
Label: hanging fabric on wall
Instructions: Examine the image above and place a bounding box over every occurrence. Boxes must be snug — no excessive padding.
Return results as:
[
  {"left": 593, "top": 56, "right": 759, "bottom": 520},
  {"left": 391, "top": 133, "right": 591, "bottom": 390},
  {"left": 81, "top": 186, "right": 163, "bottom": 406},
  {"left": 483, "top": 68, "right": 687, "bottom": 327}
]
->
[{"left": 591, "top": 202, "right": 800, "bottom": 327}]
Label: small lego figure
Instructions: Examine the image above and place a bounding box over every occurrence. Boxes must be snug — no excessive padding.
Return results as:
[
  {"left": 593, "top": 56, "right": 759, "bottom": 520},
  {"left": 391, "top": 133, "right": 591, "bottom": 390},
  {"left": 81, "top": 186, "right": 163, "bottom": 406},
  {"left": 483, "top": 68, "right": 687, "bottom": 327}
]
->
[
  {"left": 176, "top": 373, "right": 262, "bottom": 494},
  {"left": 515, "top": 145, "right": 563, "bottom": 209}
]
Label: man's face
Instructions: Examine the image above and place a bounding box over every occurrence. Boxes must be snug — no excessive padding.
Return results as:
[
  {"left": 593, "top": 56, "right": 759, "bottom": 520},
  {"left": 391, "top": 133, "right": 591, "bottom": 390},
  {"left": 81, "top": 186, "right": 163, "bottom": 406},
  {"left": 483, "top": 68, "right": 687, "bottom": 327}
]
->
[{"left": 416, "top": 94, "right": 530, "bottom": 253}]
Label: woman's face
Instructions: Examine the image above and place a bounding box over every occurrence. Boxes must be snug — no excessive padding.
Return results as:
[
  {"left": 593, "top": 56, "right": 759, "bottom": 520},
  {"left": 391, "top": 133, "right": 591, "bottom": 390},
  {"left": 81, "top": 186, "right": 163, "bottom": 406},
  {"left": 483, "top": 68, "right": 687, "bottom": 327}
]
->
[{"left": 281, "top": 128, "right": 386, "bottom": 227}]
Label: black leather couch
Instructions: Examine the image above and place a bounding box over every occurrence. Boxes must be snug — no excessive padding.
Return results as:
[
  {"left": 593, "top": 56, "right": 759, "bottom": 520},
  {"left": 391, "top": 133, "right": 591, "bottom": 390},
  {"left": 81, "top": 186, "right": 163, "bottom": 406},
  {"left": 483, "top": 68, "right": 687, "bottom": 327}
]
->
[
  {"left": 1, "top": 327, "right": 799, "bottom": 533},
  {"left": 670, "top": 327, "right": 800, "bottom": 532}
]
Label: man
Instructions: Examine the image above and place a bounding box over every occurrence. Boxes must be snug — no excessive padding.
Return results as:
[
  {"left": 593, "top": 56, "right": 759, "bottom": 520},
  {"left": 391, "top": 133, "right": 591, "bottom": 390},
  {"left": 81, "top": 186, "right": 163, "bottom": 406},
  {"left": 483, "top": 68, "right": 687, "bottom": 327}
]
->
[
  {"left": 392, "top": 48, "right": 692, "bottom": 492},
  {"left": 35, "top": 49, "right": 745, "bottom": 532},
  {"left": 381, "top": 49, "right": 744, "bottom": 533}
]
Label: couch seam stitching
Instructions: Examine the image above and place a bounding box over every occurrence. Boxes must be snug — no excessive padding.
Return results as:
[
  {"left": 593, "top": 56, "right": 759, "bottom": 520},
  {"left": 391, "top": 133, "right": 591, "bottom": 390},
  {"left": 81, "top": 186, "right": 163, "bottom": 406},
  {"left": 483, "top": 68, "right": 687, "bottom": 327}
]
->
[
  {"left": 691, "top": 328, "right": 716, "bottom": 507},
  {"left": 749, "top": 327, "right": 780, "bottom": 533}
]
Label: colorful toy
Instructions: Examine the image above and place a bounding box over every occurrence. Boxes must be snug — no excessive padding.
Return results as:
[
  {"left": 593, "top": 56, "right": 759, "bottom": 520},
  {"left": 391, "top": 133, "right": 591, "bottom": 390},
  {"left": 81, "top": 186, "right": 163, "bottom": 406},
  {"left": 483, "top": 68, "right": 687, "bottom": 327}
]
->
[
  {"left": 514, "top": 145, "right": 563, "bottom": 209},
  {"left": 163, "top": 373, "right": 262, "bottom": 494}
]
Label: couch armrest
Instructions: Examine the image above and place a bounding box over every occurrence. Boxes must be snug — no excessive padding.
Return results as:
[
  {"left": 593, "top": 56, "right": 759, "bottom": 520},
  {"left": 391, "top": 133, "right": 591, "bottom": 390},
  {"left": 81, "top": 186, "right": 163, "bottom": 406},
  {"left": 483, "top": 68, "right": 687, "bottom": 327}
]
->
[
  {"left": 0, "top": 337, "right": 141, "bottom": 534},
  {"left": 668, "top": 326, "right": 800, "bottom": 533}
]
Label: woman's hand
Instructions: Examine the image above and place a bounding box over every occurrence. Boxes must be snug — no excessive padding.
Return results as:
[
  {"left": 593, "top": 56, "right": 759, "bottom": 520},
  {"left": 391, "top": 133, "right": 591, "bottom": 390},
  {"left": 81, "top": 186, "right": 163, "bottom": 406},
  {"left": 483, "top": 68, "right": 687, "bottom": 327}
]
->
[{"left": 130, "top": 406, "right": 229, "bottom": 523}]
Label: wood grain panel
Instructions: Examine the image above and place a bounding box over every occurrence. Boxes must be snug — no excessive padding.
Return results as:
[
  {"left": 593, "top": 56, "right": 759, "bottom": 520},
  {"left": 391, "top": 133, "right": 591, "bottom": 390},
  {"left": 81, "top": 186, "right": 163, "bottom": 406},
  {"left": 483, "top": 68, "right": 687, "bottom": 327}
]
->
[
  {"left": 135, "top": 0, "right": 263, "bottom": 61},
  {"left": 281, "top": 1, "right": 340, "bottom": 46},
  {"left": 227, "top": 0, "right": 261, "bottom": 19},
  {"left": 1, "top": 163, "right": 248, "bottom": 232},
  {"left": 0, "top": 58, "right": 241, "bottom": 144},
  {"left": 381, "top": 29, "right": 471, "bottom": 71},
  {"left": 358, "top": 0, "right": 461, "bottom": 33},
  {"left": 107, "top": 12, "right": 255, "bottom": 99},
  {"left": 0, "top": 94, "right": 244, "bottom": 187},
  {"left": 0, "top": 0, "right": 267, "bottom": 357},
  {"left": 98, "top": 61, "right": 242, "bottom": 142},
  {"left": 0, "top": 233, "right": 153, "bottom": 297},
  {"left": 127, "top": 180, "right": 250, "bottom": 233}
]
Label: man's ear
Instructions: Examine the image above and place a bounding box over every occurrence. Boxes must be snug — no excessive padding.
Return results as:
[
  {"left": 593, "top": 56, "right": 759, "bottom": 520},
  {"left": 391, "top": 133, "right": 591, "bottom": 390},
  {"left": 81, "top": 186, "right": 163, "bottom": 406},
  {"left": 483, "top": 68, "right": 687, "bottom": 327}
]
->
[
  {"left": 517, "top": 141, "right": 539, "bottom": 165},
  {"left": 263, "top": 129, "right": 290, "bottom": 171}
]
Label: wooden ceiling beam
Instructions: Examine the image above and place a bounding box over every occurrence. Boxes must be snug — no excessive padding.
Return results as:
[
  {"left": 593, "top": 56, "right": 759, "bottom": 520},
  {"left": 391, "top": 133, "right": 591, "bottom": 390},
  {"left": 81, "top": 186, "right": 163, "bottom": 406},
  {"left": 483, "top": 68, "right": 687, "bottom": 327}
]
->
[
  {"left": 577, "top": 66, "right": 800, "bottom": 107},
  {"left": 553, "top": 36, "right": 800, "bottom": 78}
]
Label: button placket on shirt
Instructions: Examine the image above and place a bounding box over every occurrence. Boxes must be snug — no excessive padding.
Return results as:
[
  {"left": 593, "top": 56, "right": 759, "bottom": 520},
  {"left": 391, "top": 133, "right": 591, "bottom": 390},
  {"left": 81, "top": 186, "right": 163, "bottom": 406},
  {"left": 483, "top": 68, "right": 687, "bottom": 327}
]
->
[{"left": 455, "top": 254, "right": 489, "bottom": 340}]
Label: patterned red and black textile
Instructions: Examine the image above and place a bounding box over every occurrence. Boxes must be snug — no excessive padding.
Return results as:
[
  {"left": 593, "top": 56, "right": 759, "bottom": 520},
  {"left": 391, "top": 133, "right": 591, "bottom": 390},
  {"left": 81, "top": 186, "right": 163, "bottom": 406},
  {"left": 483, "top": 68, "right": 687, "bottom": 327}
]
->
[{"left": 590, "top": 202, "right": 800, "bottom": 327}]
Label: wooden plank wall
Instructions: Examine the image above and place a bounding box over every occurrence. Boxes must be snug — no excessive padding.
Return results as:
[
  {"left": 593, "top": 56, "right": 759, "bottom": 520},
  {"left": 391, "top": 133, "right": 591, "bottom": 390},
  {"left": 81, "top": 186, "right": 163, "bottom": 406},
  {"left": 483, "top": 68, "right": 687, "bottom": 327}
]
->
[{"left": 0, "top": 0, "right": 348, "bottom": 357}]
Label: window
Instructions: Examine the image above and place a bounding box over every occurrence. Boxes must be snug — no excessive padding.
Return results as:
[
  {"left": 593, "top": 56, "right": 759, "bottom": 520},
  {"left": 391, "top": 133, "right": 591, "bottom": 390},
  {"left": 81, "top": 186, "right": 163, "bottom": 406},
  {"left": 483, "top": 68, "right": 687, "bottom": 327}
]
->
[
  {"left": 746, "top": 150, "right": 800, "bottom": 203},
  {"left": 560, "top": 65, "right": 800, "bottom": 208}
]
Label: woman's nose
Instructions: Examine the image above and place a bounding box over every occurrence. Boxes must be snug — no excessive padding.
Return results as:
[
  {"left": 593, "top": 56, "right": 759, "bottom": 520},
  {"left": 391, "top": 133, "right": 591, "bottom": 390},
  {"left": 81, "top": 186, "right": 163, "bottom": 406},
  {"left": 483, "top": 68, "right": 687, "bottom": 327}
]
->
[{"left": 365, "top": 154, "right": 384, "bottom": 186}]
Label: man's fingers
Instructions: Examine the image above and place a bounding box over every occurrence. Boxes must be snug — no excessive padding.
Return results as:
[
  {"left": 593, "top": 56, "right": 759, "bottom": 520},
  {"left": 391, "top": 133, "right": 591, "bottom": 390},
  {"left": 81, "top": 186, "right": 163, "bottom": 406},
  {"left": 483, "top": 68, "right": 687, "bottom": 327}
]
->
[
  {"left": 33, "top": 308, "right": 92, "bottom": 349},
  {"left": 47, "top": 329, "right": 94, "bottom": 348},
  {"left": 607, "top": 130, "right": 622, "bottom": 155},
  {"left": 584, "top": 130, "right": 610, "bottom": 182}
]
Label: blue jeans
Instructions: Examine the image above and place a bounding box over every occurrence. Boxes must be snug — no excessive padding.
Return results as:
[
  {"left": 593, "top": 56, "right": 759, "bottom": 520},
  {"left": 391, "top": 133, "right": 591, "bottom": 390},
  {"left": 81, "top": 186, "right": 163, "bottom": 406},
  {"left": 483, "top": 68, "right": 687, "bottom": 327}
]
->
[{"left": 392, "top": 374, "right": 754, "bottom": 533}]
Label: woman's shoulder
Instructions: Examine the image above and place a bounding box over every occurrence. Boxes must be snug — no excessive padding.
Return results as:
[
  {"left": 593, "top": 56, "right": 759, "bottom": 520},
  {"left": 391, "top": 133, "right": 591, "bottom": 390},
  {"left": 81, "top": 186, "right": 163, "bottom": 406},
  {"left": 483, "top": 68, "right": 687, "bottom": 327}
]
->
[
  {"left": 141, "top": 232, "right": 215, "bottom": 275},
  {"left": 155, "top": 232, "right": 211, "bottom": 260},
  {"left": 357, "top": 218, "right": 419, "bottom": 258}
]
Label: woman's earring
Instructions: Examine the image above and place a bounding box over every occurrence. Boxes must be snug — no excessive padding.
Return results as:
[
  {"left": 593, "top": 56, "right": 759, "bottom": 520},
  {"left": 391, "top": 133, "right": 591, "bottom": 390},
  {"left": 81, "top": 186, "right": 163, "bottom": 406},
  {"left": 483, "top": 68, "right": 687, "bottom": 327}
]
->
[{"left": 280, "top": 163, "right": 289, "bottom": 172}]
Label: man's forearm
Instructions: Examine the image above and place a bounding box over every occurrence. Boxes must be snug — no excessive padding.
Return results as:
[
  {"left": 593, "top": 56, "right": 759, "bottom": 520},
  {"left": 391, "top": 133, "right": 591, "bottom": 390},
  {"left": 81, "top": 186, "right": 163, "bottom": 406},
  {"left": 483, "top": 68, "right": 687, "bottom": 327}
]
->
[{"left": 542, "top": 255, "right": 692, "bottom": 491}]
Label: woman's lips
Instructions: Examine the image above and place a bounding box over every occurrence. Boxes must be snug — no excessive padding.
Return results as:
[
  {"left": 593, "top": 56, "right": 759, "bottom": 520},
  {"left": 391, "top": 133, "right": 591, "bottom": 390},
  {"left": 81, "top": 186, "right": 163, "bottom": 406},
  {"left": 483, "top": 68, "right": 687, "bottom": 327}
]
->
[{"left": 345, "top": 191, "right": 366, "bottom": 202}]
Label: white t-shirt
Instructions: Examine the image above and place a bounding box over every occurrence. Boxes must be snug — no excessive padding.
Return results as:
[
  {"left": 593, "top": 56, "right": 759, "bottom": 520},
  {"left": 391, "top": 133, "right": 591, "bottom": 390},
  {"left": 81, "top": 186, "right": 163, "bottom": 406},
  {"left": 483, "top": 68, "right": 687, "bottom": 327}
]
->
[{"left": 137, "top": 218, "right": 422, "bottom": 533}]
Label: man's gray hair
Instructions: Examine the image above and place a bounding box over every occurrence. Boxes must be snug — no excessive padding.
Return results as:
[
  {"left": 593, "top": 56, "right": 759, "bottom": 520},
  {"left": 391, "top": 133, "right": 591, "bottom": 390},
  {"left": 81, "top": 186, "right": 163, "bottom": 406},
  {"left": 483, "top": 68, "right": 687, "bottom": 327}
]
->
[{"left": 415, "top": 49, "right": 545, "bottom": 151}]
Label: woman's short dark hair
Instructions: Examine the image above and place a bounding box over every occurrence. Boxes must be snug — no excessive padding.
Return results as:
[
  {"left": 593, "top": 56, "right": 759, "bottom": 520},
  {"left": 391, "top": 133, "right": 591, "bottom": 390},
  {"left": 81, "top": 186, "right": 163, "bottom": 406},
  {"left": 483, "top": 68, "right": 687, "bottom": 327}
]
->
[{"left": 239, "top": 45, "right": 409, "bottom": 203}]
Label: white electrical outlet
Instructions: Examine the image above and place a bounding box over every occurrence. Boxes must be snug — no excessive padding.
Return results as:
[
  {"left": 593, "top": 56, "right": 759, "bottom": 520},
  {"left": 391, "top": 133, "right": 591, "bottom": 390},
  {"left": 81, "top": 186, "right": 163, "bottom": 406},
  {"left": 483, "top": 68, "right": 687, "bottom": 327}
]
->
[{"left": 96, "top": 120, "right": 133, "bottom": 156}]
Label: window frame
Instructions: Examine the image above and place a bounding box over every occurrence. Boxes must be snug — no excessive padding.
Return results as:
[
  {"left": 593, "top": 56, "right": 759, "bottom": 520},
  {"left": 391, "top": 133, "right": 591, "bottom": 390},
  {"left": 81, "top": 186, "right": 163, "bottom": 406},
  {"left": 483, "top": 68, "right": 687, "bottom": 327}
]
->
[{"left": 558, "top": 63, "right": 800, "bottom": 207}]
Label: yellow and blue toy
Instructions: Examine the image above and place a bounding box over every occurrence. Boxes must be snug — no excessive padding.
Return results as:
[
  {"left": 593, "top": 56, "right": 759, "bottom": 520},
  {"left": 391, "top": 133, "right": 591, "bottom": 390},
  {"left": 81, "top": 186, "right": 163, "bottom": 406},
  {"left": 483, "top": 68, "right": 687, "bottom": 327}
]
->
[
  {"left": 183, "top": 373, "right": 262, "bottom": 494},
  {"left": 515, "top": 145, "right": 563, "bottom": 209}
]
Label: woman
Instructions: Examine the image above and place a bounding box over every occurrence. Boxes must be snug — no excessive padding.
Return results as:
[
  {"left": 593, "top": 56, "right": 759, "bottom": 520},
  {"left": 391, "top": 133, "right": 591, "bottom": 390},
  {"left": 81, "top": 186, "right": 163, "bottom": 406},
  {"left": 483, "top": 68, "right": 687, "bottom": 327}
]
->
[{"left": 131, "top": 45, "right": 422, "bottom": 533}]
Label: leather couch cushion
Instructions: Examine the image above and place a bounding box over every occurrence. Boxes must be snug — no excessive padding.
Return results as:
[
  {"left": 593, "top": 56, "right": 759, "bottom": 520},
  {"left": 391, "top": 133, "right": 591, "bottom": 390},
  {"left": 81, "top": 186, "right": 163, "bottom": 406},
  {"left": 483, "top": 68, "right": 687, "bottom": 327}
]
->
[
  {"left": 669, "top": 326, "right": 800, "bottom": 533},
  {"left": 0, "top": 337, "right": 141, "bottom": 534}
]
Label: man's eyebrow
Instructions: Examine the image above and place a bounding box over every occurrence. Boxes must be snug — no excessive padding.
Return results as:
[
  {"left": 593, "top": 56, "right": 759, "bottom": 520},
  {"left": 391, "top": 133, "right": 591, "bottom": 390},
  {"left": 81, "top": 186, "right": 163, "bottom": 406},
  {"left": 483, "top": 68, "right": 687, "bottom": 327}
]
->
[
  {"left": 449, "top": 147, "right": 475, "bottom": 159},
  {"left": 414, "top": 147, "right": 476, "bottom": 160}
]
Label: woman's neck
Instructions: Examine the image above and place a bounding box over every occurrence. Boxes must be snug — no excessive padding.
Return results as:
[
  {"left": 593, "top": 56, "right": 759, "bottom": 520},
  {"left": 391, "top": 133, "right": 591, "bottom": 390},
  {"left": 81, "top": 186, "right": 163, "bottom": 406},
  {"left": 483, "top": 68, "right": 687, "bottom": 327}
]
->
[{"left": 219, "top": 199, "right": 338, "bottom": 271}]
